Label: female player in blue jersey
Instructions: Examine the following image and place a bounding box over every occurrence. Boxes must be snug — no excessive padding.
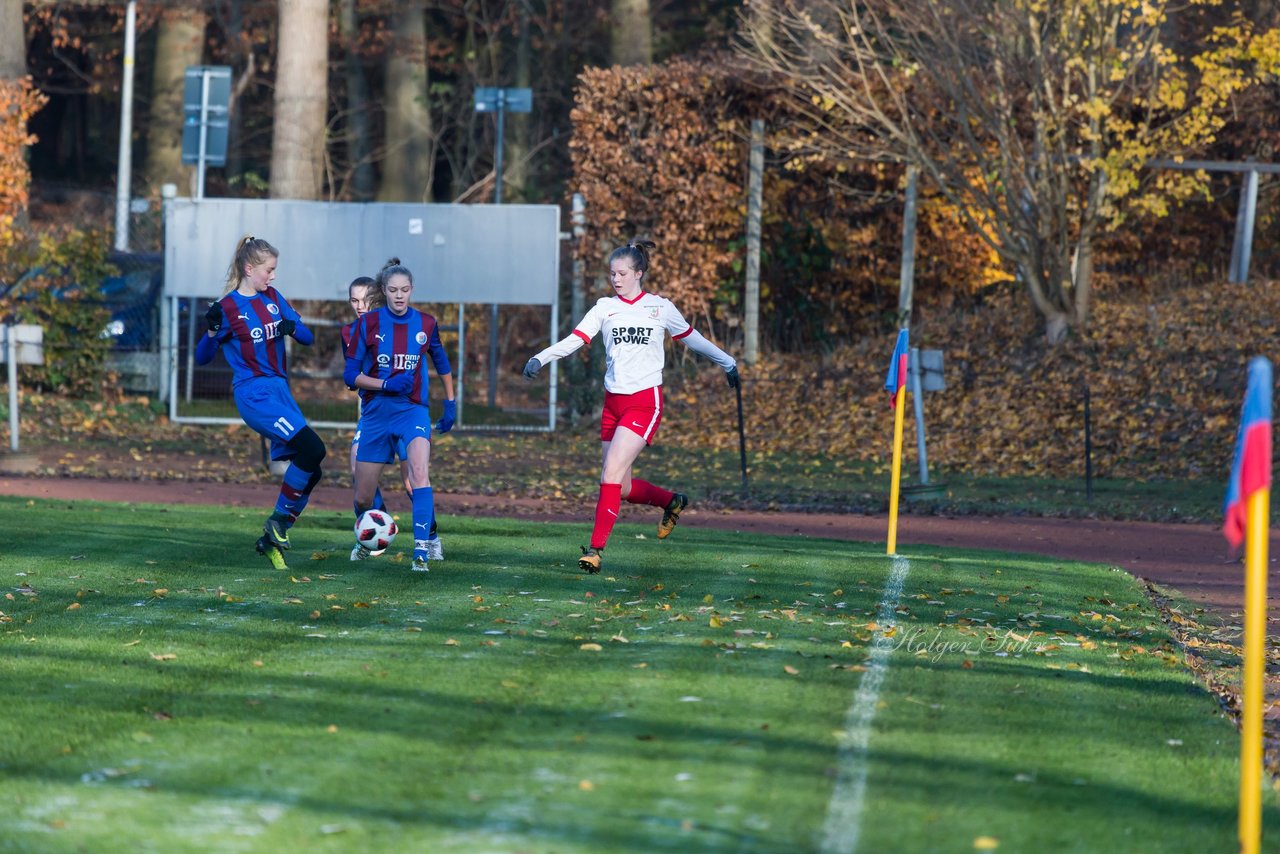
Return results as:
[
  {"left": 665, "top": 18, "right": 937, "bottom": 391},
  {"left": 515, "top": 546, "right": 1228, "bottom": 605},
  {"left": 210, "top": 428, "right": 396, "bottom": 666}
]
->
[
  {"left": 344, "top": 258, "right": 455, "bottom": 571},
  {"left": 194, "top": 235, "right": 328, "bottom": 569},
  {"left": 342, "top": 275, "right": 439, "bottom": 560}
]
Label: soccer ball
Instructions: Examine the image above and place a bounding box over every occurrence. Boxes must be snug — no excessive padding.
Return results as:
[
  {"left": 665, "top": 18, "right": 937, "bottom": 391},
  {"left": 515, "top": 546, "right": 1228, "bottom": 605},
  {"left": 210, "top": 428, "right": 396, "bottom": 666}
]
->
[{"left": 354, "top": 509, "right": 398, "bottom": 552}]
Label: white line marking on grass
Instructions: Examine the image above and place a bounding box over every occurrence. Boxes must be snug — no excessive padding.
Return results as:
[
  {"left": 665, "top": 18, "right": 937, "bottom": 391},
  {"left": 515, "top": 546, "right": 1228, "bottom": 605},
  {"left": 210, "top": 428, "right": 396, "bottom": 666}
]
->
[{"left": 821, "top": 554, "right": 911, "bottom": 854}]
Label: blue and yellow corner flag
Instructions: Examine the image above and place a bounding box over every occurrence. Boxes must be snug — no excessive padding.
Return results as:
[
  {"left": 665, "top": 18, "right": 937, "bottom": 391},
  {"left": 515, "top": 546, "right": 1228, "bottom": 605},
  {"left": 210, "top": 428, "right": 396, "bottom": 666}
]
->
[
  {"left": 1224, "top": 357, "right": 1272, "bottom": 549},
  {"left": 1224, "top": 356, "right": 1272, "bottom": 854},
  {"left": 884, "top": 329, "right": 909, "bottom": 408}
]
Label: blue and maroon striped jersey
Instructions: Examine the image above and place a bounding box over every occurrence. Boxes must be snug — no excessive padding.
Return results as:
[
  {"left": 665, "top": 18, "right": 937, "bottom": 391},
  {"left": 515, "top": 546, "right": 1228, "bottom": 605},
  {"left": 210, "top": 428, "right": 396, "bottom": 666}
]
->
[
  {"left": 205, "top": 287, "right": 305, "bottom": 387},
  {"left": 345, "top": 307, "right": 451, "bottom": 409}
]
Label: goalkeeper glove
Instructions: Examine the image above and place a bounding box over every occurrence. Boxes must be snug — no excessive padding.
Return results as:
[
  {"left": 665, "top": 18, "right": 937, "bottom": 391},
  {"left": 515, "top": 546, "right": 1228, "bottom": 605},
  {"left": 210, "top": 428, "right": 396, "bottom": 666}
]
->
[
  {"left": 277, "top": 318, "right": 296, "bottom": 337},
  {"left": 523, "top": 357, "right": 542, "bottom": 379},
  {"left": 205, "top": 301, "right": 223, "bottom": 333},
  {"left": 725, "top": 366, "right": 740, "bottom": 389}
]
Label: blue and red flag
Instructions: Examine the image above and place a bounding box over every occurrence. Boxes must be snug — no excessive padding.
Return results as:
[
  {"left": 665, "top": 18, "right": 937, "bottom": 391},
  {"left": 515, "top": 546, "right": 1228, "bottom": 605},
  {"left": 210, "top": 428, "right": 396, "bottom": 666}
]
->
[
  {"left": 884, "top": 329, "right": 909, "bottom": 408},
  {"left": 1223, "top": 357, "right": 1273, "bottom": 549}
]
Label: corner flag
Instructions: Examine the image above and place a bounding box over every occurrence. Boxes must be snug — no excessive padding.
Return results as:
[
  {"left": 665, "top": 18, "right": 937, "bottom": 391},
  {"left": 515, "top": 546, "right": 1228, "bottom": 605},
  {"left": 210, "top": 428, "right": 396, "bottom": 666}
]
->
[
  {"left": 884, "top": 329, "right": 909, "bottom": 408},
  {"left": 884, "top": 328, "right": 909, "bottom": 555},
  {"left": 1224, "top": 356, "right": 1272, "bottom": 854},
  {"left": 1223, "top": 357, "right": 1272, "bottom": 549}
]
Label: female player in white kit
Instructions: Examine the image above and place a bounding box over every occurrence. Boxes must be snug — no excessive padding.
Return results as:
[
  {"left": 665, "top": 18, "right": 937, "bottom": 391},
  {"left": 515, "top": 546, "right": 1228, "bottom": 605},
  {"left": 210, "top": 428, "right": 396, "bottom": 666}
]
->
[{"left": 522, "top": 239, "right": 739, "bottom": 574}]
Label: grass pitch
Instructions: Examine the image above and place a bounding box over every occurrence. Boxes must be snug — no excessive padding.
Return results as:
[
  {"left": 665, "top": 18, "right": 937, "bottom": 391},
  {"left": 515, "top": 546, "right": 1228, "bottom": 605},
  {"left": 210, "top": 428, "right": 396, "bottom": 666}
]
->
[{"left": 0, "top": 496, "right": 1273, "bottom": 852}]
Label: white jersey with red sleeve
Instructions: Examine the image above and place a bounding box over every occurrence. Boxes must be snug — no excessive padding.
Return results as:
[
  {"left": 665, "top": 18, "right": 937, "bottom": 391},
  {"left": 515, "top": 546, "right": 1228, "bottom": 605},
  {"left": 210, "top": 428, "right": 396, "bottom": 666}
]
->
[
  {"left": 531, "top": 290, "right": 736, "bottom": 394},
  {"left": 571, "top": 292, "right": 690, "bottom": 394}
]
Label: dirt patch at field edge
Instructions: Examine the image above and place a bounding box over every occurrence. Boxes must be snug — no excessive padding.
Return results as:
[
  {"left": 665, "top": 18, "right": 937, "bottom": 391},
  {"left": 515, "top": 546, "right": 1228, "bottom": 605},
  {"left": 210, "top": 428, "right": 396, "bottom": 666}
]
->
[{"left": 3, "top": 474, "right": 1274, "bottom": 623}]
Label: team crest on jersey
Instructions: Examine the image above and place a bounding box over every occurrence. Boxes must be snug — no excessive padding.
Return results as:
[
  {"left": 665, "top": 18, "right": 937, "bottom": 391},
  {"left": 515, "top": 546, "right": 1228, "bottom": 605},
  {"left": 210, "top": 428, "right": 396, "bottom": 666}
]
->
[
  {"left": 647, "top": 306, "right": 660, "bottom": 319},
  {"left": 415, "top": 331, "right": 427, "bottom": 346},
  {"left": 267, "top": 303, "right": 280, "bottom": 315}
]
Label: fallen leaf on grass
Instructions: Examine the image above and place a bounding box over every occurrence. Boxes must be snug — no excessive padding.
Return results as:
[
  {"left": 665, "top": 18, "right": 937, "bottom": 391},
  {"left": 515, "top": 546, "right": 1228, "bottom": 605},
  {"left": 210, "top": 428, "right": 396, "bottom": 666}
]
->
[
  {"left": 150, "top": 653, "right": 176, "bottom": 661},
  {"left": 783, "top": 665, "right": 799, "bottom": 675},
  {"left": 66, "top": 602, "right": 80, "bottom": 611},
  {"left": 974, "top": 836, "right": 999, "bottom": 850},
  {"left": 579, "top": 779, "right": 595, "bottom": 791},
  {"left": 443, "top": 638, "right": 459, "bottom": 646},
  {"left": 580, "top": 643, "right": 603, "bottom": 651}
]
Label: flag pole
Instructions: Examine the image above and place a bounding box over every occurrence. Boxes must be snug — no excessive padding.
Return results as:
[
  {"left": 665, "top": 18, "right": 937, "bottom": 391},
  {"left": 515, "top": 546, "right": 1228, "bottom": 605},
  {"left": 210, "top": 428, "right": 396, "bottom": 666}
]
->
[
  {"left": 1239, "top": 485, "right": 1269, "bottom": 854},
  {"left": 887, "top": 383, "right": 907, "bottom": 555}
]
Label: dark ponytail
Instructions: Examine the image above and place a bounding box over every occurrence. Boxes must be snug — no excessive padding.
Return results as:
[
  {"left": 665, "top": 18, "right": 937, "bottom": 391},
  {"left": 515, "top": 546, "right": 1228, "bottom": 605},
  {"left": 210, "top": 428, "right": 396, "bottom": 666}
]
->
[
  {"left": 608, "top": 239, "right": 656, "bottom": 273},
  {"left": 376, "top": 257, "right": 414, "bottom": 290}
]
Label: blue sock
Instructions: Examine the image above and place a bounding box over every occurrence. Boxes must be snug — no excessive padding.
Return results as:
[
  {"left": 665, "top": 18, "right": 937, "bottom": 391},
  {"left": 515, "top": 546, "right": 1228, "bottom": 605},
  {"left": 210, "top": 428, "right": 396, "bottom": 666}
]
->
[
  {"left": 372, "top": 487, "right": 386, "bottom": 512},
  {"left": 273, "top": 463, "right": 312, "bottom": 522},
  {"left": 412, "top": 486, "right": 435, "bottom": 561}
]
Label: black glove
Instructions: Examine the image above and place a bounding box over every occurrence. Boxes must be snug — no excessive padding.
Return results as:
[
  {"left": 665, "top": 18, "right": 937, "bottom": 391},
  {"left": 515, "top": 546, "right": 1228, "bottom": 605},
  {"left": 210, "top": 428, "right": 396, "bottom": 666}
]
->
[
  {"left": 383, "top": 373, "right": 414, "bottom": 395},
  {"left": 277, "top": 318, "right": 296, "bottom": 337},
  {"left": 523, "top": 357, "right": 541, "bottom": 379},
  {"left": 435, "top": 399, "right": 457, "bottom": 434},
  {"left": 205, "top": 301, "right": 223, "bottom": 333},
  {"left": 725, "top": 366, "right": 740, "bottom": 389}
]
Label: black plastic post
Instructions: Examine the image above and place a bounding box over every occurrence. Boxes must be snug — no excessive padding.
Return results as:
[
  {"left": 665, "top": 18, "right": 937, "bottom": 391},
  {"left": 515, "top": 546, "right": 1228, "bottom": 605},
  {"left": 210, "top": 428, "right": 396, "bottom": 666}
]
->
[
  {"left": 1084, "top": 381, "right": 1093, "bottom": 503},
  {"left": 735, "top": 380, "right": 748, "bottom": 495}
]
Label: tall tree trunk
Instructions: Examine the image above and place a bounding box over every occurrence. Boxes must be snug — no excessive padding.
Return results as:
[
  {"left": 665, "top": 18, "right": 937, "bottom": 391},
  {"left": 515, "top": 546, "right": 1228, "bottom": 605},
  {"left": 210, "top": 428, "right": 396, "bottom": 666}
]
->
[
  {"left": 378, "top": 0, "right": 433, "bottom": 202},
  {"left": 144, "top": 8, "right": 207, "bottom": 194},
  {"left": 339, "top": 0, "right": 375, "bottom": 200},
  {"left": 610, "top": 0, "right": 652, "bottom": 66},
  {"left": 270, "top": 0, "right": 328, "bottom": 199},
  {"left": 505, "top": 5, "right": 530, "bottom": 199},
  {"left": 0, "top": 0, "right": 23, "bottom": 81}
]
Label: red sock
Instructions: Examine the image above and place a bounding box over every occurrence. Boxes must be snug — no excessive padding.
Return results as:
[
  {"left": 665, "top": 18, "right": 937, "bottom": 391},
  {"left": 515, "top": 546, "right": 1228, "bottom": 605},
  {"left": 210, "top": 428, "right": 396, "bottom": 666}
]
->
[
  {"left": 626, "top": 478, "right": 673, "bottom": 508},
  {"left": 590, "top": 482, "right": 623, "bottom": 550}
]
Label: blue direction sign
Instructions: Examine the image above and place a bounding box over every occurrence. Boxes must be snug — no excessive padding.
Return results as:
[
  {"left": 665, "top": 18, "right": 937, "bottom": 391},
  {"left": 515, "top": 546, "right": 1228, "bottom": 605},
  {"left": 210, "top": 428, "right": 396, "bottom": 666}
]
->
[{"left": 181, "top": 65, "right": 231, "bottom": 167}]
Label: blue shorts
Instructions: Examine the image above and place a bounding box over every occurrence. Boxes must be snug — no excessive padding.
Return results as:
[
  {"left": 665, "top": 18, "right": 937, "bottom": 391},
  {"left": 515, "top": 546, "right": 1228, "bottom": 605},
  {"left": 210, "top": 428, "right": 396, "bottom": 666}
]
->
[
  {"left": 355, "top": 406, "right": 431, "bottom": 464},
  {"left": 352, "top": 423, "right": 408, "bottom": 461},
  {"left": 234, "top": 376, "right": 309, "bottom": 461}
]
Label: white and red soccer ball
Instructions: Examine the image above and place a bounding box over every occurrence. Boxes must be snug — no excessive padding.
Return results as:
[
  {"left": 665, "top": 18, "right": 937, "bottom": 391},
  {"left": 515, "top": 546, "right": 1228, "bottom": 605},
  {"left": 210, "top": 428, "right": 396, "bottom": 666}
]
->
[{"left": 354, "top": 509, "right": 398, "bottom": 552}]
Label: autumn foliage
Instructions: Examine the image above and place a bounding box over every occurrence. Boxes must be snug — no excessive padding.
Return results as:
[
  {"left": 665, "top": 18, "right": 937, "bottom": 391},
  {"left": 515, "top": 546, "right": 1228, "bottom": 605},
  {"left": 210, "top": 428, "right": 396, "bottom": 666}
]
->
[
  {"left": 568, "top": 57, "right": 999, "bottom": 346},
  {"left": 0, "top": 78, "right": 47, "bottom": 249},
  {"left": 659, "top": 274, "right": 1278, "bottom": 483}
]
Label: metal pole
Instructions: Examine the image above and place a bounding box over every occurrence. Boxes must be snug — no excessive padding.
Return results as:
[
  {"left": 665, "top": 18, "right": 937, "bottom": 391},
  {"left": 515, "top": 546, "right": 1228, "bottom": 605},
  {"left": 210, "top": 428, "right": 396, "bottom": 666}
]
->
[
  {"left": 456, "top": 303, "right": 466, "bottom": 426},
  {"left": 1230, "top": 169, "right": 1259, "bottom": 284},
  {"left": 114, "top": 0, "right": 137, "bottom": 251},
  {"left": 159, "top": 293, "right": 172, "bottom": 405},
  {"left": 898, "top": 165, "right": 920, "bottom": 325},
  {"left": 168, "top": 296, "right": 181, "bottom": 421},
  {"left": 185, "top": 298, "right": 197, "bottom": 402},
  {"left": 7, "top": 326, "right": 18, "bottom": 452},
  {"left": 909, "top": 346, "right": 929, "bottom": 485},
  {"left": 571, "top": 192, "right": 586, "bottom": 322},
  {"left": 549, "top": 298, "right": 559, "bottom": 432},
  {"left": 197, "top": 68, "right": 211, "bottom": 200},
  {"left": 488, "top": 92, "right": 505, "bottom": 408}
]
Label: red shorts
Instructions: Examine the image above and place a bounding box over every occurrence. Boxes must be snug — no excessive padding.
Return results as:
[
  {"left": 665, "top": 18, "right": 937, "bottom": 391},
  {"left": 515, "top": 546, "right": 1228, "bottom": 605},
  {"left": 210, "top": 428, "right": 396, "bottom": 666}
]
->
[{"left": 601, "top": 386, "right": 663, "bottom": 445}]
